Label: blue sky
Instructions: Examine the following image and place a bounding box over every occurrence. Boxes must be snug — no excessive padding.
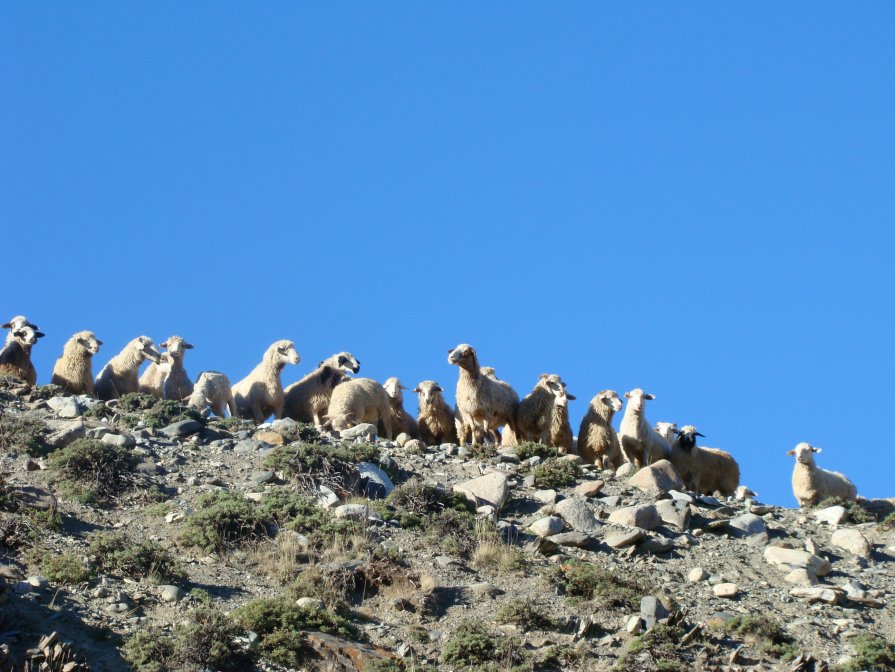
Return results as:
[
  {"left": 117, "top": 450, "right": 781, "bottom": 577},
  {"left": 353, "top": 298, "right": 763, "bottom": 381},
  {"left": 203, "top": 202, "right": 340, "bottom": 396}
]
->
[{"left": 2, "top": 3, "right": 893, "bottom": 506}]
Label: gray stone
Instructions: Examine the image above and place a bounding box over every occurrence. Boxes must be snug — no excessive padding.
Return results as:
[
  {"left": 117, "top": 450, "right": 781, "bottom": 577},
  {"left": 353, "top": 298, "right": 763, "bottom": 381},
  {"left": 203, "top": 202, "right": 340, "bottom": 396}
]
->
[
  {"left": 784, "top": 568, "right": 818, "bottom": 586},
  {"left": 575, "top": 480, "right": 605, "bottom": 497},
  {"left": 728, "top": 513, "right": 768, "bottom": 542},
  {"left": 842, "top": 581, "right": 884, "bottom": 607},
  {"left": 404, "top": 439, "right": 426, "bottom": 453},
  {"left": 296, "top": 597, "right": 325, "bottom": 610},
  {"left": 252, "top": 471, "right": 276, "bottom": 484},
  {"left": 599, "top": 495, "right": 622, "bottom": 507},
  {"left": 687, "top": 567, "right": 708, "bottom": 583},
  {"left": 529, "top": 516, "right": 564, "bottom": 537},
  {"left": 102, "top": 432, "right": 135, "bottom": 448},
  {"left": 605, "top": 529, "right": 645, "bottom": 549},
  {"left": 830, "top": 528, "right": 872, "bottom": 559},
  {"left": 334, "top": 504, "right": 369, "bottom": 521},
  {"left": 357, "top": 462, "right": 395, "bottom": 498},
  {"left": 135, "top": 462, "right": 162, "bottom": 475},
  {"left": 43, "top": 419, "right": 86, "bottom": 448},
  {"left": 628, "top": 460, "right": 684, "bottom": 495},
  {"left": 162, "top": 419, "right": 202, "bottom": 438},
  {"left": 668, "top": 490, "right": 695, "bottom": 503},
  {"left": 269, "top": 417, "right": 301, "bottom": 435},
  {"left": 637, "top": 536, "right": 674, "bottom": 554},
  {"left": 713, "top": 583, "right": 738, "bottom": 598},
  {"left": 763, "top": 546, "right": 832, "bottom": 576},
  {"left": 789, "top": 586, "right": 841, "bottom": 605},
  {"left": 554, "top": 497, "right": 602, "bottom": 534},
  {"left": 340, "top": 423, "right": 377, "bottom": 440},
  {"left": 468, "top": 582, "right": 503, "bottom": 598},
  {"left": 813, "top": 505, "right": 847, "bottom": 526},
  {"left": 654, "top": 498, "right": 691, "bottom": 531},
  {"left": 548, "top": 532, "right": 593, "bottom": 548},
  {"left": 607, "top": 504, "right": 660, "bottom": 531},
  {"left": 454, "top": 472, "right": 509, "bottom": 510},
  {"left": 47, "top": 396, "right": 82, "bottom": 418},
  {"left": 158, "top": 585, "right": 186, "bottom": 603},
  {"left": 27, "top": 576, "right": 49, "bottom": 589},
  {"left": 615, "top": 463, "right": 637, "bottom": 478},
  {"left": 235, "top": 439, "right": 268, "bottom": 453},
  {"left": 640, "top": 595, "right": 668, "bottom": 629}
]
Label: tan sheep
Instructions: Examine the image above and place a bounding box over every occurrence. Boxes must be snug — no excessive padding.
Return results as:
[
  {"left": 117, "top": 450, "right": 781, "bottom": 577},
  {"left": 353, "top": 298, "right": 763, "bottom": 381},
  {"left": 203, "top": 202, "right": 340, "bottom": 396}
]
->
[
  {"left": 323, "top": 377, "right": 393, "bottom": 439},
  {"left": 282, "top": 352, "right": 360, "bottom": 426},
  {"left": 139, "top": 336, "right": 195, "bottom": 400},
  {"left": 50, "top": 331, "right": 103, "bottom": 396},
  {"left": 517, "top": 374, "right": 566, "bottom": 444},
  {"left": 578, "top": 390, "right": 624, "bottom": 468},
  {"left": 548, "top": 386, "right": 576, "bottom": 453},
  {"left": 94, "top": 336, "right": 162, "bottom": 401},
  {"left": 448, "top": 344, "right": 519, "bottom": 446},
  {"left": 383, "top": 377, "right": 420, "bottom": 439},
  {"left": 788, "top": 442, "right": 857, "bottom": 508},
  {"left": 0, "top": 325, "right": 45, "bottom": 386},
  {"left": 188, "top": 370, "right": 237, "bottom": 418},
  {"left": 232, "top": 340, "right": 300, "bottom": 423},
  {"left": 413, "top": 380, "right": 457, "bottom": 446},
  {"left": 618, "top": 388, "right": 668, "bottom": 467},
  {"left": 670, "top": 425, "right": 740, "bottom": 497}
]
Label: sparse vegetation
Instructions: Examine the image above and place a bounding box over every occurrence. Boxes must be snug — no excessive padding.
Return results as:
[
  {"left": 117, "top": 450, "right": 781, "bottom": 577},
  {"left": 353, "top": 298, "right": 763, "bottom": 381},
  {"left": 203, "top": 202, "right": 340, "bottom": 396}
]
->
[
  {"left": 551, "top": 561, "right": 646, "bottom": 608},
  {"left": 816, "top": 496, "right": 881, "bottom": 524},
  {"left": 48, "top": 438, "right": 137, "bottom": 505},
  {"left": 89, "top": 531, "right": 184, "bottom": 582},
  {"left": 514, "top": 441, "right": 558, "bottom": 462},
  {"left": 36, "top": 550, "right": 92, "bottom": 584},
  {"left": 495, "top": 598, "right": 558, "bottom": 631},
  {"left": 264, "top": 441, "right": 381, "bottom": 496},
  {"left": 616, "top": 623, "right": 692, "bottom": 672},
  {"left": 259, "top": 489, "right": 352, "bottom": 547},
  {"left": 441, "top": 620, "right": 529, "bottom": 671},
  {"left": 0, "top": 410, "right": 46, "bottom": 455},
  {"left": 532, "top": 459, "right": 579, "bottom": 488},
  {"left": 835, "top": 634, "right": 895, "bottom": 672},
  {"left": 180, "top": 491, "right": 272, "bottom": 553},
  {"left": 720, "top": 615, "right": 797, "bottom": 660}
]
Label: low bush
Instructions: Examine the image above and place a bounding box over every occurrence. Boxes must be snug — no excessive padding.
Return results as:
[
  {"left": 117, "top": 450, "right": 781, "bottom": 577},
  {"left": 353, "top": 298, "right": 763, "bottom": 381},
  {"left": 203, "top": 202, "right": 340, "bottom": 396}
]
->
[
  {"left": 48, "top": 439, "right": 137, "bottom": 505},
  {"left": 0, "top": 411, "right": 46, "bottom": 456},
  {"left": 532, "top": 459, "right": 579, "bottom": 489},
  {"left": 180, "top": 491, "right": 272, "bottom": 553},
  {"left": 89, "top": 531, "right": 184, "bottom": 582},
  {"left": 551, "top": 561, "right": 645, "bottom": 608}
]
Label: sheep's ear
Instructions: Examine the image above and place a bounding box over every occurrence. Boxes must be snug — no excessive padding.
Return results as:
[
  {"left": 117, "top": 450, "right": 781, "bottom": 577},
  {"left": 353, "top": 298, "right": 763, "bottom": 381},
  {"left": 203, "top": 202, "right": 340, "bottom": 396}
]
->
[
  {"left": 412, "top": 387, "right": 421, "bottom": 393},
  {"left": 538, "top": 373, "right": 548, "bottom": 381},
  {"left": 183, "top": 342, "right": 195, "bottom": 349},
  {"left": 35, "top": 331, "right": 45, "bottom": 339},
  {"left": 811, "top": 446, "right": 822, "bottom": 453},
  {"left": 1, "top": 323, "right": 10, "bottom": 329},
  {"left": 96, "top": 339, "right": 104, "bottom": 346},
  {"left": 786, "top": 450, "right": 796, "bottom": 456},
  {"left": 399, "top": 383, "right": 408, "bottom": 390},
  {"left": 695, "top": 431, "right": 705, "bottom": 437},
  {"left": 160, "top": 340, "right": 169, "bottom": 349},
  {"left": 645, "top": 393, "right": 655, "bottom": 400},
  {"left": 624, "top": 392, "right": 631, "bottom": 399},
  {"left": 567, "top": 393, "right": 576, "bottom": 400}
]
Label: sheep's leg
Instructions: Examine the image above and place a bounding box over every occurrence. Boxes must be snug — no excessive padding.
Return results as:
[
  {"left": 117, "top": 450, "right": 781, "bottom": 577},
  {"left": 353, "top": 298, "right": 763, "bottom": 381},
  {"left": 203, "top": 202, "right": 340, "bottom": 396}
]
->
[{"left": 382, "top": 412, "right": 393, "bottom": 440}]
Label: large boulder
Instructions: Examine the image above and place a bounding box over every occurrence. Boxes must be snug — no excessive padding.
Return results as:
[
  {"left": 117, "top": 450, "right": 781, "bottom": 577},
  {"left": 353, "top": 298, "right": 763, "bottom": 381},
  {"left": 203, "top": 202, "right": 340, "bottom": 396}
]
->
[
  {"left": 553, "top": 497, "right": 602, "bottom": 534},
  {"left": 454, "top": 472, "right": 509, "bottom": 510},
  {"left": 607, "top": 504, "right": 660, "bottom": 531},
  {"left": 628, "top": 460, "right": 684, "bottom": 495}
]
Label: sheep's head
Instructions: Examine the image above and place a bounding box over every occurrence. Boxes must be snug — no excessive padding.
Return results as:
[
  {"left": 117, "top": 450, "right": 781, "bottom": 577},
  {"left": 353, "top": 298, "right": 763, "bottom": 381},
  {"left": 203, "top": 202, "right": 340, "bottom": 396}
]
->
[
  {"left": 10, "top": 325, "right": 44, "bottom": 346},
  {"left": 538, "top": 373, "right": 565, "bottom": 395},
  {"left": 269, "top": 340, "right": 300, "bottom": 367},
  {"left": 157, "top": 353, "right": 174, "bottom": 375},
  {"left": 330, "top": 352, "right": 360, "bottom": 374},
  {"left": 134, "top": 336, "right": 161, "bottom": 364},
  {"left": 3, "top": 316, "right": 37, "bottom": 332},
  {"left": 75, "top": 331, "right": 102, "bottom": 355},
  {"left": 788, "top": 442, "right": 820, "bottom": 466},
  {"left": 552, "top": 388, "right": 575, "bottom": 407},
  {"left": 677, "top": 425, "right": 704, "bottom": 452},
  {"left": 323, "top": 413, "right": 356, "bottom": 432},
  {"left": 654, "top": 421, "right": 678, "bottom": 443},
  {"left": 160, "top": 336, "right": 194, "bottom": 358},
  {"left": 596, "top": 390, "right": 623, "bottom": 413},
  {"left": 383, "top": 377, "right": 406, "bottom": 403},
  {"left": 623, "top": 388, "right": 655, "bottom": 412},
  {"left": 413, "top": 380, "right": 444, "bottom": 406},
  {"left": 448, "top": 344, "right": 477, "bottom": 370}
]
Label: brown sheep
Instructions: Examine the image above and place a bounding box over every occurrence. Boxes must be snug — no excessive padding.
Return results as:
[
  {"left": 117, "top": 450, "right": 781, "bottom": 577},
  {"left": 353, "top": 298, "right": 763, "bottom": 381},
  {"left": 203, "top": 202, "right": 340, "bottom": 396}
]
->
[{"left": 578, "top": 390, "right": 624, "bottom": 468}]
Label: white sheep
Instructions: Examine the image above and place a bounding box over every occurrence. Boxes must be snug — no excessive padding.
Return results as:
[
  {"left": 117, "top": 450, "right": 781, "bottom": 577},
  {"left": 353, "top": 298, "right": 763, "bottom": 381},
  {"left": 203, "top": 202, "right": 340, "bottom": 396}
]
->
[
  {"left": 94, "top": 336, "right": 162, "bottom": 401},
  {"left": 383, "top": 377, "right": 420, "bottom": 439},
  {"left": 516, "top": 374, "right": 567, "bottom": 444},
  {"left": 448, "top": 344, "right": 519, "bottom": 446},
  {"left": 232, "top": 340, "right": 300, "bottom": 423},
  {"left": 50, "top": 331, "right": 103, "bottom": 396},
  {"left": 0, "top": 325, "right": 45, "bottom": 386},
  {"left": 548, "top": 386, "right": 575, "bottom": 453},
  {"left": 413, "top": 380, "right": 457, "bottom": 446},
  {"left": 282, "top": 352, "right": 360, "bottom": 426},
  {"left": 788, "top": 442, "right": 857, "bottom": 508},
  {"left": 187, "top": 370, "right": 237, "bottom": 418},
  {"left": 138, "top": 336, "right": 195, "bottom": 401},
  {"left": 669, "top": 425, "right": 740, "bottom": 497},
  {"left": 323, "top": 377, "right": 393, "bottom": 439},
  {"left": 3, "top": 316, "right": 38, "bottom": 347},
  {"left": 578, "top": 390, "right": 624, "bottom": 469},
  {"left": 618, "top": 388, "right": 668, "bottom": 467}
]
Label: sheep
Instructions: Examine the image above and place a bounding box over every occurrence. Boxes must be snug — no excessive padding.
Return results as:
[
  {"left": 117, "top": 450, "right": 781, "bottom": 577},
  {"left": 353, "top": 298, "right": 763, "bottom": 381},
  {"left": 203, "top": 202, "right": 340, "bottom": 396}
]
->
[
  {"left": 548, "top": 386, "right": 576, "bottom": 453},
  {"left": 654, "top": 421, "right": 678, "bottom": 446},
  {"left": 94, "top": 336, "right": 162, "bottom": 401},
  {"left": 669, "top": 425, "right": 740, "bottom": 497},
  {"left": 448, "top": 344, "right": 519, "bottom": 446},
  {"left": 516, "top": 373, "right": 566, "bottom": 444},
  {"left": 578, "top": 390, "right": 624, "bottom": 469},
  {"left": 188, "top": 370, "right": 237, "bottom": 418},
  {"left": 617, "top": 388, "right": 668, "bottom": 467},
  {"left": 282, "top": 352, "right": 360, "bottom": 426},
  {"left": 0, "top": 325, "right": 45, "bottom": 386},
  {"left": 50, "top": 331, "right": 103, "bottom": 396},
  {"left": 323, "top": 377, "right": 393, "bottom": 439},
  {"left": 139, "top": 336, "right": 195, "bottom": 401},
  {"left": 382, "top": 376, "right": 420, "bottom": 439},
  {"left": 232, "top": 340, "right": 300, "bottom": 423},
  {"left": 413, "top": 380, "right": 458, "bottom": 446},
  {"left": 787, "top": 442, "right": 857, "bottom": 508},
  {"left": 3, "top": 316, "right": 38, "bottom": 346}
]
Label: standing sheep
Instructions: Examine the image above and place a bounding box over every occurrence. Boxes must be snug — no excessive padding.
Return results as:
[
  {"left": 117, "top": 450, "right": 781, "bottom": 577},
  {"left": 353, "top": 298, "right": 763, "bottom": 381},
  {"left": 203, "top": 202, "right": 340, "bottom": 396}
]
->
[
  {"left": 413, "top": 380, "right": 457, "bottom": 446},
  {"left": 548, "top": 386, "right": 576, "bottom": 453},
  {"left": 232, "top": 340, "right": 300, "bottom": 423},
  {"left": 578, "top": 390, "right": 625, "bottom": 469},
  {"left": 139, "top": 336, "right": 194, "bottom": 400},
  {"left": 3, "top": 316, "right": 38, "bottom": 347},
  {"left": 787, "top": 442, "right": 857, "bottom": 507},
  {"left": 448, "top": 344, "right": 519, "bottom": 446},
  {"left": 282, "top": 352, "right": 360, "bottom": 426},
  {"left": 94, "top": 336, "right": 162, "bottom": 401},
  {"left": 188, "top": 370, "right": 238, "bottom": 418},
  {"left": 50, "top": 331, "right": 103, "bottom": 396},
  {"left": 0, "top": 325, "right": 45, "bottom": 386},
  {"left": 323, "top": 377, "right": 393, "bottom": 439},
  {"left": 618, "top": 388, "right": 668, "bottom": 467},
  {"left": 516, "top": 374, "right": 566, "bottom": 444},
  {"left": 669, "top": 425, "right": 740, "bottom": 497},
  {"left": 383, "top": 377, "right": 420, "bottom": 439}
]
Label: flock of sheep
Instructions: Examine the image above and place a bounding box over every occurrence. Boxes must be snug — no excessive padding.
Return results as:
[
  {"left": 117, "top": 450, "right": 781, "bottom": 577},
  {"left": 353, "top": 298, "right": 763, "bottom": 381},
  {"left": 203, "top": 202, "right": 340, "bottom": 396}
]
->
[{"left": 0, "top": 316, "right": 860, "bottom": 508}]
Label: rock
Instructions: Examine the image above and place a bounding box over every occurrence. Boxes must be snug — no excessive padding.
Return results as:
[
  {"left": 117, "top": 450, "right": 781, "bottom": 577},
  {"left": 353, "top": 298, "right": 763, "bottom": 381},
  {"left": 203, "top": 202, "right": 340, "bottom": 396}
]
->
[
  {"left": 668, "top": 490, "right": 695, "bottom": 503},
  {"left": 340, "top": 423, "right": 377, "bottom": 440},
  {"left": 13, "top": 486, "right": 57, "bottom": 513},
  {"left": 842, "top": 581, "right": 884, "bottom": 607},
  {"left": 245, "top": 492, "right": 264, "bottom": 503},
  {"left": 784, "top": 568, "right": 818, "bottom": 586},
  {"left": 637, "top": 536, "right": 674, "bottom": 554},
  {"left": 251, "top": 471, "right": 276, "bottom": 484},
  {"left": 654, "top": 498, "right": 691, "bottom": 531},
  {"left": 789, "top": 586, "right": 841, "bottom": 605},
  {"left": 599, "top": 495, "right": 622, "bottom": 507},
  {"left": 235, "top": 439, "right": 268, "bottom": 453},
  {"left": 529, "top": 516, "right": 564, "bottom": 538},
  {"left": 404, "top": 439, "right": 426, "bottom": 453},
  {"left": 316, "top": 485, "right": 340, "bottom": 508},
  {"left": 626, "top": 615, "right": 644, "bottom": 635},
  {"left": 454, "top": 472, "right": 509, "bottom": 510},
  {"left": 607, "top": 504, "right": 660, "bottom": 531},
  {"left": 727, "top": 513, "right": 768, "bottom": 544},
  {"left": 269, "top": 418, "right": 301, "bottom": 435},
  {"left": 335, "top": 504, "right": 373, "bottom": 521},
  {"left": 549, "top": 532, "right": 593, "bottom": 548},
  {"left": 763, "top": 546, "right": 832, "bottom": 576},
  {"left": 605, "top": 529, "right": 646, "bottom": 549},
  {"left": 628, "top": 460, "right": 684, "bottom": 495},
  {"left": 830, "top": 528, "right": 872, "bottom": 559},
  {"left": 615, "top": 463, "right": 636, "bottom": 478},
  {"left": 533, "top": 489, "right": 557, "bottom": 504},
  {"left": 43, "top": 419, "right": 86, "bottom": 448},
  {"left": 640, "top": 595, "right": 668, "bottom": 629},
  {"left": 687, "top": 567, "right": 708, "bottom": 583},
  {"left": 135, "top": 462, "right": 162, "bottom": 475},
  {"left": 27, "top": 576, "right": 49, "bottom": 589},
  {"left": 575, "top": 480, "right": 605, "bottom": 497},
  {"left": 296, "top": 597, "right": 325, "bottom": 610},
  {"left": 813, "top": 505, "right": 847, "bottom": 526},
  {"left": 165, "top": 511, "right": 185, "bottom": 523},
  {"left": 357, "top": 462, "right": 395, "bottom": 498},
  {"left": 158, "top": 585, "right": 185, "bottom": 603},
  {"left": 467, "top": 582, "right": 503, "bottom": 598},
  {"left": 47, "top": 396, "right": 82, "bottom": 418},
  {"left": 254, "top": 430, "right": 285, "bottom": 446},
  {"left": 304, "top": 632, "right": 397, "bottom": 671},
  {"left": 554, "top": 497, "right": 602, "bottom": 534},
  {"left": 162, "top": 419, "right": 203, "bottom": 438},
  {"left": 713, "top": 583, "right": 739, "bottom": 598},
  {"left": 395, "top": 433, "right": 411, "bottom": 447}
]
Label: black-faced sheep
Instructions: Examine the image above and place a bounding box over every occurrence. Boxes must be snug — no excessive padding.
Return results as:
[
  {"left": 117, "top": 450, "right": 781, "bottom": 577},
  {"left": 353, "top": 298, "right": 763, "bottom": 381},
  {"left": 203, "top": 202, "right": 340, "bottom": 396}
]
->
[
  {"left": 448, "top": 344, "right": 519, "bottom": 446},
  {"left": 787, "top": 442, "right": 857, "bottom": 507},
  {"left": 0, "top": 325, "right": 45, "bottom": 386},
  {"left": 618, "top": 388, "right": 668, "bottom": 467},
  {"left": 94, "top": 336, "right": 162, "bottom": 401},
  {"left": 3, "top": 316, "right": 38, "bottom": 347},
  {"left": 232, "top": 340, "right": 300, "bottom": 423},
  {"left": 188, "top": 370, "right": 237, "bottom": 418},
  {"left": 323, "top": 377, "right": 393, "bottom": 439},
  {"left": 669, "top": 425, "right": 740, "bottom": 497},
  {"left": 282, "top": 352, "right": 360, "bottom": 426},
  {"left": 50, "top": 331, "right": 103, "bottom": 396},
  {"left": 383, "top": 377, "right": 420, "bottom": 439},
  {"left": 413, "top": 380, "right": 457, "bottom": 446},
  {"left": 578, "top": 390, "right": 624, "bottom": 469}
]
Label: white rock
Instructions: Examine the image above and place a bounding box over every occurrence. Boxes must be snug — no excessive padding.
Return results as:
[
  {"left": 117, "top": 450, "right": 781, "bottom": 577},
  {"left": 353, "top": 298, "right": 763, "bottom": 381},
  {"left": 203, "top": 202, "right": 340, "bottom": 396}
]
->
[
  {"left": 830, "top": 528, "right": 872, "bottom": 559},
  {"left": 529, "top": 516, "right": 564, "bottom": 538},
  {"left": 533, "top": 489, "right": 557, "bottom": 504},
  {"left": 454, "top": 472, "right": 509, "bottom": 510},
  {"left": 713, "top": 583, "right": 738, "bottom": 598},
  {"left": 812, "top": 505, "right": 847, "bottom": 526},
  {"left": 789, "top": 586, "right": 841, "bottom": 605},
  {"left": 763, "top": 546, "right": 832, "bottom": 577},
  {"left": 687, "top": 567, "right": 708, "bottom": 583},
  {"left": 553, "top": 497, "right": 602, "bottom": 534}
]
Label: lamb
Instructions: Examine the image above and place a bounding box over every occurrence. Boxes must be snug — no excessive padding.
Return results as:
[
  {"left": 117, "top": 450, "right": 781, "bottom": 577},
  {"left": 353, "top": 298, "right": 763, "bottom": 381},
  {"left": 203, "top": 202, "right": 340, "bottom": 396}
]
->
[
  {"left": 516, "top": 374, "right": 566, "bottom": 444},
  {"left": 548, "top": 386, "right": 576, "bottom": 453},
  {"left": 617, "top": 388, "right": 668, "bottom": 467},
  {"left": 383, "top": 377, "right": 420, "bottom": 439},
  {"left": 282, "top": 352, "right": 360, "bottom": 426},
  {"left": 577, "top": 390, "right": 624, "bottom": 469},
  {"left": 448, "top": 344, "right": 519, "bottom": 446},
  {"left": 232, "top": 340, "right": 300, "bottom": 423},
  {"left": 413, "top": 380, "right": 457, "bottom": 446},
  {"left": 187, "top": 370, "right": 237, "bottom": 418},
  {"left": 139, "top": 336, "right": 195, "bottom": 400},
  {"left": 669, "top": 425, "right": 740, "bottom": 497},
  {"left": 787, "top": 442, "right": 857, "bottom": 508},
  {"left": 94, "top": 336, "right": 162, "bottom": 401},
  {"left": 50, "top": 331, "right": 103, "bottom": 396},
  {"left": 3, "top": 316, "right": 38, "bottom": 346},
  {"left": 323, "top": 377, "right": 393, "bottom": 439},
  {"left": 0, "top": 325, "right": 45, "bottom": 386}
]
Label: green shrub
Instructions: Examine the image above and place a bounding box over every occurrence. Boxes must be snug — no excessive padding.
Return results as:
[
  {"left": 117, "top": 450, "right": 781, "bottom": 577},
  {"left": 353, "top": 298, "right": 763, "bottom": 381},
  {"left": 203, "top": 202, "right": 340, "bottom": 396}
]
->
[
  {"left": 387, "top": 480, "right": 473, "bottom": 516},
  {"left": 89, "top": 532, "right": 184, "bottom": 582},
  {"left": 426, "top": 507, "right": 478, "bottom": 557},
  {"left": 835, "top": 634, "right": 895, "bottom": 672},
  {"left": 180, "top": 491, "right": 272, "bottom": 553},
  {"left": 0, "top": 411, "right": 46, "bottom": 456},
  {"left": 142, "top": 399, "right": 202, "bottom": 429},
  {"left": 616, "top": 623, "right": 692, "bottom": 672},
  {"left": 551, "top": 561, "right": 645, "bottom": 608},
  {"left": 441, "top": 621, "right": 528, "bottom": 671},
  {"left": 38, "top": 551, "right": 92, "bottom": 584},
  {"left": 260, "top": 490, "right": 352, "bottom": 547},
  {"left": 721, "top": 615, "right": 797, "bottom": 661},
  {"left": 816, "top": 497, "right": 881, "bottom": 524},
  {"left": 495, "top": 599, "right": 557, "bottom": 631},
  {"left": 532, "top": 459, "right": 579, "bottom": 489},
  {"left": 880, "top": 512, "right": 895, "bottom": 531},
  {"left": 263, "top": 442, "right": 381, "bottom": 496},
  {"left": 514, "top": 442, "right": 558, "bottom": 462},
  {"left": 48, "top": 438, "right": 137, "bottom": 505}
]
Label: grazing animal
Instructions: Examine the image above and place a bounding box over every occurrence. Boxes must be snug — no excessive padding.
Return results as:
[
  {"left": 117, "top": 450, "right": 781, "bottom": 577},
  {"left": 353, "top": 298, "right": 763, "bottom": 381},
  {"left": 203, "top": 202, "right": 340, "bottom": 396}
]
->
[
  {"left": 618, "top": 388, "right": 668, "bottom": 467},
  {"left": 188, "top": 370, "right": 238, "bottom": 418},
  {"left": 788, "top": 442, "right": 857, "bottom": 508},
  {"left": 668, "top": 425, "right": 740, "bottom": 497},
  {"left": 414, "top": 380, "right": 457, "bottom": 446},
  {"left": 0, "top": 325, "right": 45, "bottom": 386},
  {"left": 448, "top": 344, "right": 519, "bottom": 446},
  {"left": 383, "top": 377, "right": 420, "bottom": 439},
  {"left": 283, "top": 352, "right": 360, "bottom": 426},
  {"left": 324, "top": 377, "right": 394, "bottom": 439}
]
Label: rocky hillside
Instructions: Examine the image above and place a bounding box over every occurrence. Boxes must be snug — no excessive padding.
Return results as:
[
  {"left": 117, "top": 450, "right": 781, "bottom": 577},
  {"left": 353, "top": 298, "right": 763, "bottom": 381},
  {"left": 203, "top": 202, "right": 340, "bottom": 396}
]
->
[{"left": 0, "top": 376, "right": 893, "bottom": 672}]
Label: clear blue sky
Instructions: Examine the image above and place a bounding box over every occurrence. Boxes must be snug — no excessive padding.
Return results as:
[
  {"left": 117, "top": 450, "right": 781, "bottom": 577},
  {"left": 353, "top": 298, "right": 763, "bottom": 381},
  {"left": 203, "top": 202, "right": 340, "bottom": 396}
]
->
[{"left": 2, "top": 3, "right": 893, "bottom": 507}]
